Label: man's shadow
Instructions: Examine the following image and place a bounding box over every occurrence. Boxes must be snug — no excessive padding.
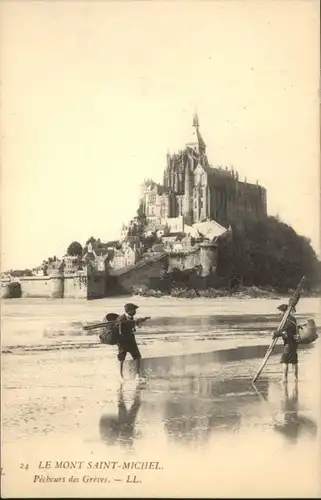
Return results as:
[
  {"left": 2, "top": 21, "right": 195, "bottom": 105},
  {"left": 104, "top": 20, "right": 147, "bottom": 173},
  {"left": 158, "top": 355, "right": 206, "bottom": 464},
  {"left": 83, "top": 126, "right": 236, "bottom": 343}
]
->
[
  {"left": 99, "top": 383, "right": 143, "bottom": 448},
  {"left": 273, "top": 383, "right": 318, "bottom": 443}
]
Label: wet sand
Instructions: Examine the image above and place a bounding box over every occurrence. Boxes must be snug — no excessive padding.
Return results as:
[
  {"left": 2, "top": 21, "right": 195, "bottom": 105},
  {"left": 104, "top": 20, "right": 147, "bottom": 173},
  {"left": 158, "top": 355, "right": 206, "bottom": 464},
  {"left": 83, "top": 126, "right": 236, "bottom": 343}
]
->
[{"left": 1, "top": 297, "right": 321, "bottom": 497}]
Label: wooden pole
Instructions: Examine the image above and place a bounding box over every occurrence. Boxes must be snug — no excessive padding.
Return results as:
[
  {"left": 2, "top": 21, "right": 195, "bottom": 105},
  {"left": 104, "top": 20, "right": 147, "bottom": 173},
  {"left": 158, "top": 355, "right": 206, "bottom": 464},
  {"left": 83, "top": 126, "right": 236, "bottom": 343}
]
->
[
  {"left": 83, "top": 316, "right": 151, "bottom": 331},
  {"left": 252, "top": 276, "right": 306, "bottom": 384}
]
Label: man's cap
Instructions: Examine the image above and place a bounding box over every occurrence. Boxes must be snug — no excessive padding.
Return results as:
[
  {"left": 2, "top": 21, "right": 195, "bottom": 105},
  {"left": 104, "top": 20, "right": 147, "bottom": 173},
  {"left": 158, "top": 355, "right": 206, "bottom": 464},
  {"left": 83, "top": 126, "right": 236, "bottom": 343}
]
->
[
  {"left": 125, "top": 303, "right": 139, "bottom": 312},
  {"left": 277, "top": 303, "right": 296, "bottom": 313}
]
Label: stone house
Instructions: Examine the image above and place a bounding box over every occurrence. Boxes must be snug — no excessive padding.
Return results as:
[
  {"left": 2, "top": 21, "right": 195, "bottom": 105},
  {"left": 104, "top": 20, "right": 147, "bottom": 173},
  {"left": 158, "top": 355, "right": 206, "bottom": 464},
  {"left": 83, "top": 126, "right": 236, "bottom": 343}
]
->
[
  {"left": 162, "top": 232, "right": 185, "bottom": 252},
  {"left": 63, "top": 255, "right": 82, "bottom": 273},
  {"left": 110, "top": 244, "right": 139, "bottom": 270}
]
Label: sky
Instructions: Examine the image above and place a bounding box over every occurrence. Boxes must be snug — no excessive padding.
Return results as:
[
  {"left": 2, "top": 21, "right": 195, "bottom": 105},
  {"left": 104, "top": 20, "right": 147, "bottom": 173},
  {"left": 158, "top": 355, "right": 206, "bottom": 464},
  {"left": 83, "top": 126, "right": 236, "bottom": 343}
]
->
[{"left": 1, "top": 0, "right": 320, "bottom": 271}]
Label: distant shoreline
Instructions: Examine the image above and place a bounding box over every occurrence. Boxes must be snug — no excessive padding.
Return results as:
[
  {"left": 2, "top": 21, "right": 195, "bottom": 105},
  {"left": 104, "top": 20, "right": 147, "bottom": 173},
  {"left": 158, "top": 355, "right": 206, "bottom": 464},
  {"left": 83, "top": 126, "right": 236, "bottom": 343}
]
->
[
  {"left": 2, "top": 284, "right": 320, "bottom": 301},
  {"left": 132, "top": 285, "right": 321, "bottom": 300}
]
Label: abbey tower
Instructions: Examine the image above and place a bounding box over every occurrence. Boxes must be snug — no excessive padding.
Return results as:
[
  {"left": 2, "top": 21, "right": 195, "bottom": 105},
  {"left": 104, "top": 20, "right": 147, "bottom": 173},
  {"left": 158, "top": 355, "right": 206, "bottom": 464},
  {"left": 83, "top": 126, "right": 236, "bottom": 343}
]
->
[{"left": 141, "top": 115, "right": 267, "bottom": 229}]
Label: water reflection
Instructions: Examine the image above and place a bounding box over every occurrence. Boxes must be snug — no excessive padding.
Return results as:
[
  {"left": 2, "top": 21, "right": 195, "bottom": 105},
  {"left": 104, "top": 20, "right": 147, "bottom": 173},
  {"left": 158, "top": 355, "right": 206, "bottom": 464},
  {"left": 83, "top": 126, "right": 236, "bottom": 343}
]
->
[
  {"left": 273, "top": 384, "right": 318, "bottom": 443},
  {"left": 163, "top": 376, "right": 269, "bottom": 444},
  {"left": 253, "top": 381, "right": 318, "bottom": 444},
  {"left": 98, "top": 369, "right": 318, "bottom": 451},
  {"left": 99, "top": 383, "right": 142, "bottom": 448},
  {"left": 134, "top": 344, "right": 287, "bottom": 378}
]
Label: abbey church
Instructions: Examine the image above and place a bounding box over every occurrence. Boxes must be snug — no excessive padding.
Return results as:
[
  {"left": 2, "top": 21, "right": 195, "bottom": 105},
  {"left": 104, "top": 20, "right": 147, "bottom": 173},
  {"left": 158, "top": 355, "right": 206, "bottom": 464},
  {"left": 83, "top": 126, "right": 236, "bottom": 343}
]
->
[{"left": 141, "top": 115, "right": 267, "bottom": 229}]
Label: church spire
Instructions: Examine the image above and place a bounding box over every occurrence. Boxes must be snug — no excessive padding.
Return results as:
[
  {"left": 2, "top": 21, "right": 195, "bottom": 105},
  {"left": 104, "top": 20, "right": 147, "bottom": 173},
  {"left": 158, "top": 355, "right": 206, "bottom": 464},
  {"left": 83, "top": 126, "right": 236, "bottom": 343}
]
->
[
  {"left": 193, "top": 112, "right": 199, "bottom": 128},
  {"left": 186, "top": 112, "right": 206, "bottom": 155}
]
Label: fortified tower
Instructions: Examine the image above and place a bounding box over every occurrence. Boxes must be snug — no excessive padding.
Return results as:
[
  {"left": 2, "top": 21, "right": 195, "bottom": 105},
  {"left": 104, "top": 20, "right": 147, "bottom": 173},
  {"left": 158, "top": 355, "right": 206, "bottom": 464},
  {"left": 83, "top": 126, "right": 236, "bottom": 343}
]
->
[
  {"left": 48, "top": 262, "right": 65, "bottom": 298},
  {"left": 49, "top": 269, "right": 65, "bottom": 298},
  {"left": 199, "top": 242, "right": 218, "bottom": 276}
]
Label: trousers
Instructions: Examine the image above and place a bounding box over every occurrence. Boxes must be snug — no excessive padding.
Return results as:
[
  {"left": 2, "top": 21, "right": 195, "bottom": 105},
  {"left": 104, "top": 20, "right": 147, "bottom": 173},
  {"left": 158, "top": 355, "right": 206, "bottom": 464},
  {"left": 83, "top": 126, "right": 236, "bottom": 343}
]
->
[{"left": 117, "top": 335, "right": 141, "bottom": 362}]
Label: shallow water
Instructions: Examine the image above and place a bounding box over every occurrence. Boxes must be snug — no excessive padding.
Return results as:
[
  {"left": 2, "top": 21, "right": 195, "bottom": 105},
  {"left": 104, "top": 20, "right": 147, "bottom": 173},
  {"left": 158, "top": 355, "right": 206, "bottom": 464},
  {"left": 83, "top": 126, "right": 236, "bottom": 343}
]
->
[
  {"left": 1, "top": 296, "right": 320, "bottom": 353},
  {"left": 1, "top": 297, "right": 321, "bottom": 497}
]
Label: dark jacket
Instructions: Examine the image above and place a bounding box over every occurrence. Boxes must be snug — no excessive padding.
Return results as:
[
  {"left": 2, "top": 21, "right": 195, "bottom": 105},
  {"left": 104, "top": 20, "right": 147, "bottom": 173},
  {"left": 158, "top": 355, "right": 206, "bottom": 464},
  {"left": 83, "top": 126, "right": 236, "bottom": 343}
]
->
[
  {"left": 274, "top": 315, "right": 298, "bottom": 349},
  {"left": 114, "top": 313, "right": 136, "bottom": 340}
]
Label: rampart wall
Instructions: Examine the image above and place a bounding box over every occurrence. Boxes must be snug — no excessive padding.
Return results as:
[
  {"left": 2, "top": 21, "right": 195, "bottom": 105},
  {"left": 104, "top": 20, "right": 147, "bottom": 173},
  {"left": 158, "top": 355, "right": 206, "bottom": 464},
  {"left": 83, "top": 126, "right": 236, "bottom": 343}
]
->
[
  {"left": 1, "top": 279, "right": 14, "bottom": 299},
  {"left": 110, "top": 255, "right": 165, "bottom": 294},
  {"left": 2, "top": 244, "right": 218, "bottom": 298},
  {"left": 18, "top": 276, "right": 64, "bottom": 298},
  {"left": 63, "top": 274, "right": 87, "bottom": 299},
  {"left": 167, "top": 244, "right": 218, "bottom": 276}
]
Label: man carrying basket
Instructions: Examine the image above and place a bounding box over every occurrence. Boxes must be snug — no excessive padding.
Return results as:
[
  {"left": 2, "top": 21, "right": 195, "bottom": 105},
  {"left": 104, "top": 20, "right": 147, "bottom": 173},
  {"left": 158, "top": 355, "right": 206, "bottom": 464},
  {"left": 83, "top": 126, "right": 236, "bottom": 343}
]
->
[{"left": 114, "top": 303, "right": 146, "bottom": 381}]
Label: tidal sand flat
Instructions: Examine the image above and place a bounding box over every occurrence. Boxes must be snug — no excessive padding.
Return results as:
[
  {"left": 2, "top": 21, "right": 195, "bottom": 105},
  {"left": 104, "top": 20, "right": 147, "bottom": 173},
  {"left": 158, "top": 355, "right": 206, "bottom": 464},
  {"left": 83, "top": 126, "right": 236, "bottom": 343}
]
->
[{"left": 1, "top": 297, "right": 320, "bottom": 497}]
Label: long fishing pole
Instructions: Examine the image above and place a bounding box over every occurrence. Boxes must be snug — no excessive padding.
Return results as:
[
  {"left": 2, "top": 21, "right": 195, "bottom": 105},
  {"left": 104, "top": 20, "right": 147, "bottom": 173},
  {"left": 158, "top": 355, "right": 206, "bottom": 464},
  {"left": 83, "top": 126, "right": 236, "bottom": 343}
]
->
[{"left": 252, "top": 276, "right": 306, "bottom": 384}]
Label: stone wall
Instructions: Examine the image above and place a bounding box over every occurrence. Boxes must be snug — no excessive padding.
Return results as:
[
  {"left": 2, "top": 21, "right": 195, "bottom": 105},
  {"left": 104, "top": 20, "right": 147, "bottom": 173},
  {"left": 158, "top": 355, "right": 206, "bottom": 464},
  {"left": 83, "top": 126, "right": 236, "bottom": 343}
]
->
[
  {"left": 2, "top": 244, "right": 219, "bottom": 299},
  {"left": 110, "top": 244, "right": 218, "bottom": 294},
  {"left": 19, "top": 276, "right": 64, "bottom": 298},
  {"left": 87, "top": 272, "right": 106, "bottom": 300},
  {"left": 111, "top": 256, "right": 166, "bottom": 294},
  {"left": 1, "top": 273, "right": 105, "bottom": 300},
  {"left": 2, "top": 272, "right": 106, "bottom": 300},
  {"left": 167, "top": 244, "right": 218, "bottom": 276},
  {"left": 63, "top": 274, "right": 87, "bottom": 299},
  {"left": 199, "top": 243, "right": 218, "bottom": 276},
  {"left": 1, "top": 280, "right": 20, "bottom": 298},
  {"left": 167, "top": 250, "right": 201, "bottom": 273}
]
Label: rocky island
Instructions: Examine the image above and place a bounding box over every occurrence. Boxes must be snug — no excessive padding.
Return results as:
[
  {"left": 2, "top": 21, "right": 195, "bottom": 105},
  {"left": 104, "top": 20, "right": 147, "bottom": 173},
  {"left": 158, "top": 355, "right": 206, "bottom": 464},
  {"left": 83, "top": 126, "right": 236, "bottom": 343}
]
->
[{"left": 2, "top": 116, "right": 320, "bottom": 299}]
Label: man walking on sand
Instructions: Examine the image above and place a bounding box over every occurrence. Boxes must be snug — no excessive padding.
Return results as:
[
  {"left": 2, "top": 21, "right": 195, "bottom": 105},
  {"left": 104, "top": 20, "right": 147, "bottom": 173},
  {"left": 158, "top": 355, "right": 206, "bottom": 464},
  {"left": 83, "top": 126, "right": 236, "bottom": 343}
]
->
[
  {"left": 273, "top": 304, "right": 300, "bottom": 384},
  {"left": 115, "top": 303, "right": 144, "bottom": 381}
]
